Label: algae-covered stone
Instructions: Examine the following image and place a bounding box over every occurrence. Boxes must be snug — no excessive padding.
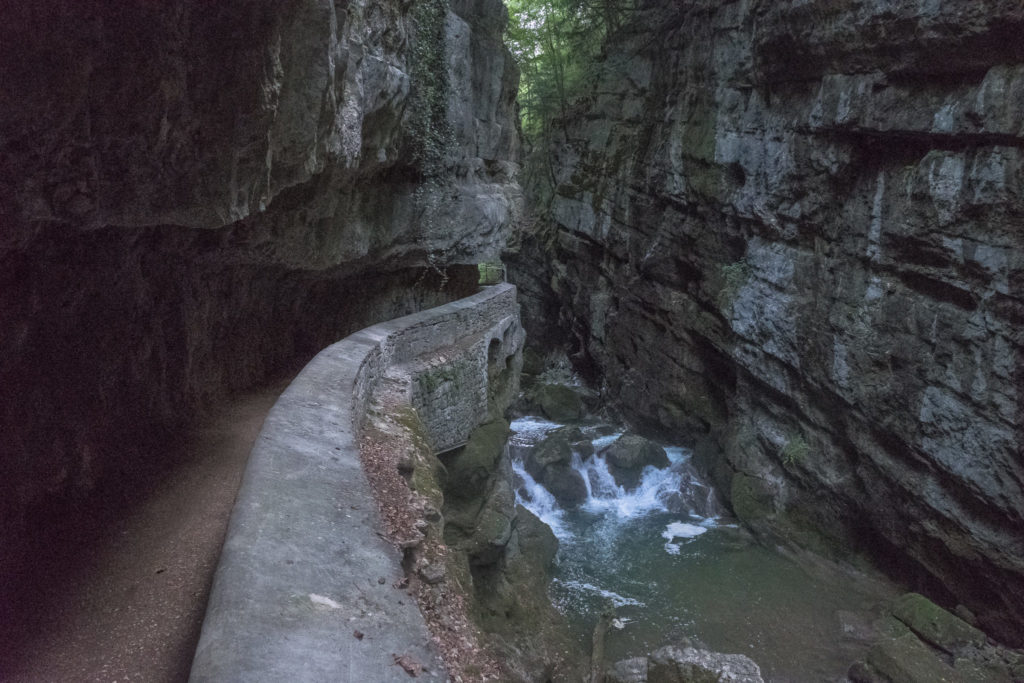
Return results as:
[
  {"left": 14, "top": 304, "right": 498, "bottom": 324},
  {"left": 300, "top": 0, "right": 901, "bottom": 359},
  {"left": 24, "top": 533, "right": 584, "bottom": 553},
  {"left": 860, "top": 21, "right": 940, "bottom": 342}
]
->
[
  {"left": 443, "top": 420, "right": 510, "bottom": 501},
  {"left": 892, "top": 593, "right": 986, "bottom": 653},
  {"left": 863, "top": 632, "right": 960, "bottom": 683},
  {"left": 535, "top": 383, "right": 586, "bottom": 422}
]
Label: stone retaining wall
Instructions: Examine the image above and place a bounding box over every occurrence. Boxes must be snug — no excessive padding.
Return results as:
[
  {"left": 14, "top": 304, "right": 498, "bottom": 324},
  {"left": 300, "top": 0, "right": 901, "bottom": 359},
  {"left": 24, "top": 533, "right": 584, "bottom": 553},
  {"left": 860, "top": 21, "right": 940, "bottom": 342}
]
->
[{"left": 189, "top": 284, "right": 521, "bottom": 682}]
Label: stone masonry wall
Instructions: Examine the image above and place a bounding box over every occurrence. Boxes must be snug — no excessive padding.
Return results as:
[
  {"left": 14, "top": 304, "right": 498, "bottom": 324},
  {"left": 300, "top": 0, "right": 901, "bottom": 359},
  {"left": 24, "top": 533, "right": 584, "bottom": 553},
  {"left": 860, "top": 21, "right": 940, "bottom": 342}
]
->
[{"left": 190, "top": 284, "right": 522, "bottom": 681}]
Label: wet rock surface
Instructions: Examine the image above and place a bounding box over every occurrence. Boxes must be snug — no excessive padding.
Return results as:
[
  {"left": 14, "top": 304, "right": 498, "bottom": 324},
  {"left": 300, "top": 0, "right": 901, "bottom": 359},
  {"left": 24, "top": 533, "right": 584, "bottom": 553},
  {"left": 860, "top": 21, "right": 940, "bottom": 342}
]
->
[
  {"left": 524, "top": 427, "right": 589, "bottom": 507},
  {"left": 849, "top": 593, "right": 1024, "bottom": 683},
  {"left": 1, "top": 0, "right": 521, "bottom": 602},
  {"left": 439, "top": 421, "right": 583, "bottom": 680},
  {"left": 510, "top": 0, "right": 1024, "bottom": 644},
  {"left": 601, "top": 435, "right": 671, "bottom": 490},
  {"left": 608, "top": 644, "right": 764, "bottom": 683}
]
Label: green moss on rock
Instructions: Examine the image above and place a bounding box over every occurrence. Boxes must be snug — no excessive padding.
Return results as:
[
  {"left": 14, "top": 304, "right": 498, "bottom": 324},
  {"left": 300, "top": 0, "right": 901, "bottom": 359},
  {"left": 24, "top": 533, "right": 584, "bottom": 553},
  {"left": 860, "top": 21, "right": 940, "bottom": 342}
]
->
[
  {"left": 729, "top": 472, "right": 774, "bottom": 522},
  {"left": 443, "top": 420, "right": 510, "bottom": 501},
  {"left": 864, "top": 632, "right": 960, "bottom": 683},
  {"left": 891, "top": 593, "right": 987, "bottom": 653}
]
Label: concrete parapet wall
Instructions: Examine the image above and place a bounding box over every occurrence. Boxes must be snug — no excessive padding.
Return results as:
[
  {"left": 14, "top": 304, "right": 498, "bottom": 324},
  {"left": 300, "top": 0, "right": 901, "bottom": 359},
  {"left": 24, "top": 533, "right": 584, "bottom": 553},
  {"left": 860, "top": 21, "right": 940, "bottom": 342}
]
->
[{"left": 189, "top": 284, "right": 522, "bottom": 682}]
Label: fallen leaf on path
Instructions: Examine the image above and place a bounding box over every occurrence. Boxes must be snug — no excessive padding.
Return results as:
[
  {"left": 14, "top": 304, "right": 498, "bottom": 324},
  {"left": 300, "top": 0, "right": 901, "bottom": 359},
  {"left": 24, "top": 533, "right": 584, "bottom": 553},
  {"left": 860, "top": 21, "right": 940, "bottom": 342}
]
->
[{"left": 393, "top": 653, "right": 422, "bottom": 677}]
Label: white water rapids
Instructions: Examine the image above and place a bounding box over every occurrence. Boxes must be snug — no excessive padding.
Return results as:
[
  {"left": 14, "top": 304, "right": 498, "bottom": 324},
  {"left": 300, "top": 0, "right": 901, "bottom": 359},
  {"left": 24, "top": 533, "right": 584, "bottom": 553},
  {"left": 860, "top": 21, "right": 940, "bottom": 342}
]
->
[
  {"left": 509, "top": 416, "right": 723, "bottom": 550},
  {"left": 506, "top": 416, "right": 896, "bottom": 680}
]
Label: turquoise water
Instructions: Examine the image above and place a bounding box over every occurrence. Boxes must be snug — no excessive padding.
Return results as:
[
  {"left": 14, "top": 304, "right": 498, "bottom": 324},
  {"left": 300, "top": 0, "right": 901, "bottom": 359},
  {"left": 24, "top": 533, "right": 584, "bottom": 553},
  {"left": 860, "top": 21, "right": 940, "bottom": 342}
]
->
[{"left": 510, "top": 417, "right": 898, "bottom": 682}]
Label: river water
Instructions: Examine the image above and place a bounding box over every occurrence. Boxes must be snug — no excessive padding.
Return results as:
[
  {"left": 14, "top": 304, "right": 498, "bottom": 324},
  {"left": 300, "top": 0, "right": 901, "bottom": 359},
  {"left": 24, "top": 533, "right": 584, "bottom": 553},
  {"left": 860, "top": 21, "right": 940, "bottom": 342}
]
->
[{"left": 509, "top": 417, "right": 898, "bottom": 682}]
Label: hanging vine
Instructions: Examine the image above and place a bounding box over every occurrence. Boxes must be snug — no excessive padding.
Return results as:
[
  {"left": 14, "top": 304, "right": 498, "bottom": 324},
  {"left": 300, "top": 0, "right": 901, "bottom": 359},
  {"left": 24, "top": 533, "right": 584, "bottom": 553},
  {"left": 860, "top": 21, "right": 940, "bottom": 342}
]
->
[{"left": 408, "top": 0, "right": 457, "bottom": 289}]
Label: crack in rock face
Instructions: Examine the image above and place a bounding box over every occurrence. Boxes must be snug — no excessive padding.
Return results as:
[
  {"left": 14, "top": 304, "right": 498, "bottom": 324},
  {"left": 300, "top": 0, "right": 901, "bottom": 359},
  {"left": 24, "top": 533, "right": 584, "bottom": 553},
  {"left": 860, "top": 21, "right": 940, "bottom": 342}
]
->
[{"left": 509, "top": 0, "right": 1024, "bottom": 647}]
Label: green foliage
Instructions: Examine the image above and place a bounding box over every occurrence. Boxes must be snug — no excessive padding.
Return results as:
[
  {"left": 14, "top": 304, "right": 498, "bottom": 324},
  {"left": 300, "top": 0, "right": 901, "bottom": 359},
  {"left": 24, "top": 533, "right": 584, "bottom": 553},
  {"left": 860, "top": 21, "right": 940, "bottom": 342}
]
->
[
  {"left": 478, "top": 261, "right": 505, "bottom": 285},
  {"left": 410, "top": 0, "right": 456, "bottom": 179},
  {"left": 780, "top": 434, "right": 810, "bottom": 467},
  {"left": 418, "top": 364, "right": 457, "bottom": 394},
  {"left": 410, "top": 0, "right": 457, "bottom": 288},
  {"left": 505, "top": 0, "right": 636, "bottom": 199}
]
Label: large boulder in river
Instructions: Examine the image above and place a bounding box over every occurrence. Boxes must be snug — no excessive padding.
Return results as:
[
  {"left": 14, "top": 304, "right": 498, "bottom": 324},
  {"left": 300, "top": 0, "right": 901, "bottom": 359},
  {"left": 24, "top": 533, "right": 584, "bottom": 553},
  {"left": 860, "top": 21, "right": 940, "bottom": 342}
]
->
[
  {"left": 534, "top": 383, "right": 586, "bottom": 422},
  {"left": 526, "top": 427, "right": 588, "bottom": 508},
  {"left": 525, "top": 428, "right": 574, "bottom": 478},
  {"left": 602, "top": 435, "right": 670, "bottom": 489},
  {"left": 608, "top": 645, "right": 763, "bottom": 683},
  {"left": 525, "top": 426, "right": 586, "bottom": 474},
  {"left": 540, "top": 463, "right": 588, "bottom": 508},
  {"left": 648, "top": 645, "right": 763, "bottom": 682}
]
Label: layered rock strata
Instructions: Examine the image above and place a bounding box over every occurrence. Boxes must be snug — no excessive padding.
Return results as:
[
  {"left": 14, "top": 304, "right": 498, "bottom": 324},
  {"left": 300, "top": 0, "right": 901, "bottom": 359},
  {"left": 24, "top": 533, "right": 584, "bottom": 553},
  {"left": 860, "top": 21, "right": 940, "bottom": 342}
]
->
[
  {"left": 0, "top": 0, "right": 520, "bottom": 587},
  {"left": 512, "top": 0, "right": 1024, "bottom": 644}
]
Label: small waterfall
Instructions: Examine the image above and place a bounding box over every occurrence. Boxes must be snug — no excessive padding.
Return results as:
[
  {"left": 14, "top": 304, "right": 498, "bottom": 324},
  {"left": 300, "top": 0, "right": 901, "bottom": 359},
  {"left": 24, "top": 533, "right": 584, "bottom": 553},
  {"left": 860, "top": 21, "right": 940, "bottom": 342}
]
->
[
  {"left": 510, "top": 417, "right": 725, "bottom": 542},
  {"left": 507, "top": 417, "right": 898, "bottom": 681},
  {"left": 512, "top": 459, "right": 570, "bottom": 538},
  {"left": 574, "top": 453, "right": 685, "bottom": 519}
]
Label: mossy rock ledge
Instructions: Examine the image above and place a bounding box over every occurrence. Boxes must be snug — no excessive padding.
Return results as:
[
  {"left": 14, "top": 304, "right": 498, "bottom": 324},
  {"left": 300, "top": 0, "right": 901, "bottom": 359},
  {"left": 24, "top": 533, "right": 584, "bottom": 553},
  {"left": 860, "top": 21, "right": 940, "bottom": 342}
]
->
[{"left": 849, "top": 593, "right": 1024, "bottom": 683}]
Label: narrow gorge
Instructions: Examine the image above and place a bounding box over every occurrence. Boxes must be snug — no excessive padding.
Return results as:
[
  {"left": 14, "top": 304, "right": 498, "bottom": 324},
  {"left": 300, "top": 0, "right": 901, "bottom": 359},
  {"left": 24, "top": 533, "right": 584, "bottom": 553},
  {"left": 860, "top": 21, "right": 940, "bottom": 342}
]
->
[
  {"left": 1, "top": 0, "right": 1022, "bottom": 681},
  {"left": 511, "top": 0, "right": 1024, "bottom": 656}
]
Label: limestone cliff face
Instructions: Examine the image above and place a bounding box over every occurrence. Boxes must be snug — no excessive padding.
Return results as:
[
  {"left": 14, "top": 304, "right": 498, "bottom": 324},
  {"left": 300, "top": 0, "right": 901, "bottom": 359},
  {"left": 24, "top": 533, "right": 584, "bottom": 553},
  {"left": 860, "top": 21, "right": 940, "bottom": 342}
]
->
[
  {"left": 0, "top": 0, "right": 520, "bottom": 562},
  {"left": 514, "top": 0, "right": 1024, "bottom": 643}
]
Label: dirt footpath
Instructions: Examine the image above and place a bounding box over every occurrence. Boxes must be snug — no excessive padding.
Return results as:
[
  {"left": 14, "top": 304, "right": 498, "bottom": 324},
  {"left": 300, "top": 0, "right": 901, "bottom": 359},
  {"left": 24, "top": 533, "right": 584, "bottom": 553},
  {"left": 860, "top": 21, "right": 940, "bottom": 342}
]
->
[{"left": 2, "top": 382, "right": 287, "bottom": 683}]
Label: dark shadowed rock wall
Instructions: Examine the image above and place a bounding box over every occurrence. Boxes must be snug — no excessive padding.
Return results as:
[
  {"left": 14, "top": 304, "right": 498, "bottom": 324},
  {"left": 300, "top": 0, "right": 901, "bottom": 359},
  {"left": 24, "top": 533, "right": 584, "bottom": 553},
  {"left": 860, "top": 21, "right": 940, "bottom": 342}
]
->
[
  {"left": 0, "top": 0, "right": 520, "bottom": 585},
  {"left": 511, "top": 0, "right": 1024, "bottom": 644}
]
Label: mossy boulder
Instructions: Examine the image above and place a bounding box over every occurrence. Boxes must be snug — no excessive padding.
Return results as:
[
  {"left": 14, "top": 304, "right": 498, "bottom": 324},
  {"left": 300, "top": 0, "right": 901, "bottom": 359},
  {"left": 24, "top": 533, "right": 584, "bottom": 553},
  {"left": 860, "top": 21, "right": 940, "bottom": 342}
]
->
[
  {"left": 851, "top": 598, "right": 1022, "bottom": 683},
  {"left": 469, "top": 506, "right": 583, "bottom": 680},
  {"left": 525, "top": 428, "right": 574, "bottom": 477},
  {"left": 540, "top": 463, "right": 588, "bottom": 508},
  {"left": 442, "top": 420, "right": 509, "bottom": 501},
  {"left": 602, "top": 435, "right": 670, "bottom": 489},
  {"left": 854, "top": 632, "right": 960, "bottom": 683},
  {"left": 512, "top": 505, "right": 560, "bottom": 569},
  {"left": 891, "top": 592, "right": 986, "bottom": 653},
  {"left": 534, "top": 383, "right": 586, "bottom": 422}
]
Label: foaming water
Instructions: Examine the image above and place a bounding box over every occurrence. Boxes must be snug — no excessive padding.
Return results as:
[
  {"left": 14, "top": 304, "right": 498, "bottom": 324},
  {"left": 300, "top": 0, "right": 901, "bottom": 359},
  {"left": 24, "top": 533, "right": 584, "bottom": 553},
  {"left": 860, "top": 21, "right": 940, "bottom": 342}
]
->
[
  {"left": 575, "top": 453, "right": 686, "bottom": 519},
  {"left": 508, "top": 416, "right": 562, "bottom": 447},
  {"left": 507, "top": 415, "right": 899, "bottom": 681},
  {"left": 554, "top": 579, "right": 645, "bottom": 608},
  {"left": 662, "top": 521, "right": 709, "bottom": 555},
  {"left": 512, "top": 459, "right": 569, "bottom": 538}
]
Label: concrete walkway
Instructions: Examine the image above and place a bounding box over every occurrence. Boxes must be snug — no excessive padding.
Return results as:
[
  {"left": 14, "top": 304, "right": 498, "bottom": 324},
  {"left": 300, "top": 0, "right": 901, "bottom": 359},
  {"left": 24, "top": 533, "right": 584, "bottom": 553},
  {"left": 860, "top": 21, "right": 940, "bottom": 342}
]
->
[
  {"left": 0, "top": 383, "right": 286, "bottom": 683},
  {"left": 190, "top": 284, "right": 519, "bottom": 682}
]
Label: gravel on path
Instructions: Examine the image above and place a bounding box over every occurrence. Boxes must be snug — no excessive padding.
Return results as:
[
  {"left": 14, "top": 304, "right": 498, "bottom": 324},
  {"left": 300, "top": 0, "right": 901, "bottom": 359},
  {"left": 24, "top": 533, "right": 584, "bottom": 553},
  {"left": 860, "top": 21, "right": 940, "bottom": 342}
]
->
[{"left": 1, "top": 381, "right": 287, "bottom": 683}]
